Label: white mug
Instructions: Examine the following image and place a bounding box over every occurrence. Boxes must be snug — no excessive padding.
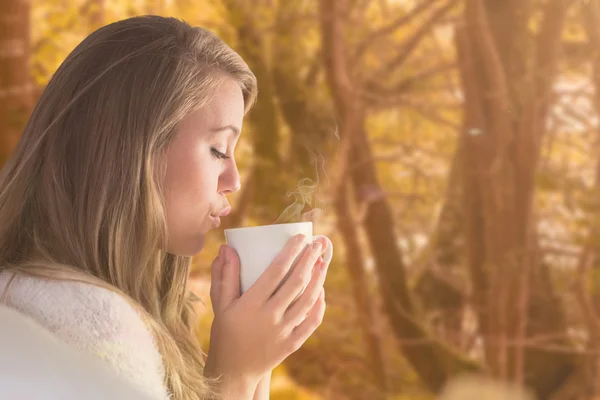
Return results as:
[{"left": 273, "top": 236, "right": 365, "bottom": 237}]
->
[{"left": 224, "top": 222, "right": 333, "bottom": 294}]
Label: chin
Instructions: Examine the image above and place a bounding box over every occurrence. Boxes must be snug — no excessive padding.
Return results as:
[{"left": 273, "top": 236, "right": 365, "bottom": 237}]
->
[{"left": 165, "top": 235, "right": 205, "bottom": 257}]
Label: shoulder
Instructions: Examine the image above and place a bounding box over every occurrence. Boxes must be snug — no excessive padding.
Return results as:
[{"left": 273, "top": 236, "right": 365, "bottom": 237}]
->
[
  {"left": 0, "top": 305, "right": 158, "bottom": 400},
  {"left": 0, "top": 272, "right": 170, "bottom": 400},
  {"left": 0, "top": 272, "right": 149, "bottom": 342}
]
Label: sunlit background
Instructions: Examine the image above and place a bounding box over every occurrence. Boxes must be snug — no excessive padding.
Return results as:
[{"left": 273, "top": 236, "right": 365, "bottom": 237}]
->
[{"left": 2, "top": 0, "right": 598, "bottom": 399}]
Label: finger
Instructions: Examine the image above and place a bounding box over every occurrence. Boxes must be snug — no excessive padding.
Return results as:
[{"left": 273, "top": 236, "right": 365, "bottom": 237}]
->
[
  {"left": 244, "top": 234, "right": 307, "bottom": 305},
  {"left": 274, "top": 255, "right": 324, "bottom": 310},
  {"left": 269, "top": 240, "right": 324, "bottom": 312},
  {"left": 312, "top": 236, "right": 329, "bottom": 253},
  {"left": 285, "top": 255, "right": 324, "bottom": 311},
  {"left": 282, "top": 257, "right": 327, "bottom": 327},
  {"left": 218, "top": 246, "right": 241, "bottom": 312},
  {"left": 286, "top": 289, "right": 326, "bottom": 354},
  {"left": 209, "top": 246, "right": 225, "bottom": 305}
]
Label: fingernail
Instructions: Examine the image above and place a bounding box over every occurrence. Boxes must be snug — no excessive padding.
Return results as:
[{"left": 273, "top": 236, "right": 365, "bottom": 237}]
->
[
  {"left": 218, "top": 245, "right": 225, "bottom": 258},
  {"left": 296, "top": 234, "right": 306, "bottom": 243},
  {"left": 311, "top": 241, "right": 322, "bottom": 252},
  {"left": 313, "top": 257, "right": 322, "bottom": 269}
]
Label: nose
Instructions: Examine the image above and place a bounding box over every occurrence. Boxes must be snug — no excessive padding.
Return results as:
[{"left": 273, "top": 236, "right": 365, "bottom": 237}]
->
[{"left": 219, "top": 159, "right": 241, "bottom": 194}]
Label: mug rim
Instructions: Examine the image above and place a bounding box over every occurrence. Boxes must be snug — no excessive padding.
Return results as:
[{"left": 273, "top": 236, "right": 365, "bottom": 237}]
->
[{"left": 224, "top": 221, "right": 312, "bottom": 234}]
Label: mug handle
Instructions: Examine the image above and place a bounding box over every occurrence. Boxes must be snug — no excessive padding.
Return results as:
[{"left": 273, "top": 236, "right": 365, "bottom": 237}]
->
[{"left": 313, "top": 235, "right": 333, "bottom": 264}]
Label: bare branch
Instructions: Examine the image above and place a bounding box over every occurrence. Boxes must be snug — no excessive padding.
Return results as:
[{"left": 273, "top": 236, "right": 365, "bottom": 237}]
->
[
  {"left": 430, "top": 28, "right": 463, "bottom": 102},
  {"left": 370, "top": 0, "right": 458, "bottom": 80},
  {"left": 369, "top": 138, "right": 449, "bottom": 159},
  {"left": 353, "top": 0, "right": 441, "bottom": 62},
  {"left": 542, "top": 245, "right": 581, "bottom": 258},
  {"left": 320, "top": 0, "right": 354, "bottom": 108},
  {"left": 555, "top": 103, "right": 597, "bottom": 131},
  {"left": 364, "top": 62, "right": 456, "bottom": 99},
  {"left": 371, "top": 98, "right": 461, "bottom": 130},
  {"left": 464, "top": 0, "right": 512, "bottom": 137}
]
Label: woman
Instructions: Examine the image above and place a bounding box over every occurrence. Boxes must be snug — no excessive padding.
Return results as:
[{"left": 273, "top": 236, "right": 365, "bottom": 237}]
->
[{"left": 0, "top": 15, "right": 330, "bottom": 400}]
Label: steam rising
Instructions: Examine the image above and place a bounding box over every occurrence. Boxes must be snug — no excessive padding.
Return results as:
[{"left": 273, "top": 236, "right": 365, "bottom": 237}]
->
[{"left": 275, "top": 149, "right": 328, "bottom": 224}]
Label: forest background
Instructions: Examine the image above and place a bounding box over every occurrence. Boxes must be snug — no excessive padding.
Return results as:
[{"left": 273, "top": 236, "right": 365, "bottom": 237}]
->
[{"left": 3, "top": 0, "right": 599, "bottom": 399}]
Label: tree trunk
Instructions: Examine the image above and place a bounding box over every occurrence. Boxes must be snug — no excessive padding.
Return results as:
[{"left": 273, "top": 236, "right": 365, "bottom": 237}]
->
[
  {"left": 568, "top": 2, "right": 600, "bottom": 397},
  {"left": 272, "top": 2, "right": 337, "bottom": 174},
  {"left": 224, "top": 1, "right": 286, "bottom": 223},
  {"left": 263, "top": 3, "right": 391, "bottom": 393},
  {"left": 456, "top": 0, "right": 575, "bottom": 396},
  {"left": 414, "top": 140, "right": 466, "bottom": 349},
  {"left": 319, "top": 0, "right": 479, "bottom": 393},
  {"left": 0, "top": 0, "right": 32, "bottom": 167},
  {"left": 582, "top": 0, "right": 600, "bottom": 321},
  {"left": 333, "top": 180, "right": 390, "bottom": 396}
]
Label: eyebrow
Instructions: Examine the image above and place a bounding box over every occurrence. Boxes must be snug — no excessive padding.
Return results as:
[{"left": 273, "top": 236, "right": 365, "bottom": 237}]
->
[{"left": 210, "top": 125, "right": 241, "bottom": 137}]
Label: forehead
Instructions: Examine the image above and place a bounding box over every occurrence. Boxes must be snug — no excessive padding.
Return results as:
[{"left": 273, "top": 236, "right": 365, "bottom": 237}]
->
[{"left": 190, "top": 78, "right": 245, "bottom": 128}]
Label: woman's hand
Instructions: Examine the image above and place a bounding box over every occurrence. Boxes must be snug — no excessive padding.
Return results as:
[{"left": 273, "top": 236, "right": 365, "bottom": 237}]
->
[{"left": 205, "top": 234, "right": 330, "bottom": 397}]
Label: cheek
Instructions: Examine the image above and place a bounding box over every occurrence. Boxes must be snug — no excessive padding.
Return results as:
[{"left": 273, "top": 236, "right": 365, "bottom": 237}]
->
[{"left": 164, "top": 151, "right": 217, "bottom": 224}]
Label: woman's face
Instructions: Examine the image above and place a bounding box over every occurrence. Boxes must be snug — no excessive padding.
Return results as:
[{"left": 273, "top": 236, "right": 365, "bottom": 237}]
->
[{"left": 163, "top": 78, "right": 244, "bottom": 256}]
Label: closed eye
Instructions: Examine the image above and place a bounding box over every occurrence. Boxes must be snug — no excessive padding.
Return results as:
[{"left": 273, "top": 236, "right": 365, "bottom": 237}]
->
[{"left": 211, "top": 148, "right": 231, "bottom": 160}]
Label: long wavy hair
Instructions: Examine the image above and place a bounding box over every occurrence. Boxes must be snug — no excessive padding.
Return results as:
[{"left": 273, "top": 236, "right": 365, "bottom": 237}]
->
[{"left": 0, "top": 15, "right": 257, "bottom": 399}]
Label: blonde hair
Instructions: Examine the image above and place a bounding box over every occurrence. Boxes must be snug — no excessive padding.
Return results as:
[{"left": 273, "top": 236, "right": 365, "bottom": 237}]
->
[{"left": 0, "top": 15, "right": 257, "bottom": 399}]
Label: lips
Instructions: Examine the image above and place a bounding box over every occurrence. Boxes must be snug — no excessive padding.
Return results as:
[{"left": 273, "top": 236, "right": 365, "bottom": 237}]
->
[
  {"left": 209, "top": 205, "right": 231, "bottom": 228},
  {"left": 216, "top": 206, "right": 231, "bottom": 217}
]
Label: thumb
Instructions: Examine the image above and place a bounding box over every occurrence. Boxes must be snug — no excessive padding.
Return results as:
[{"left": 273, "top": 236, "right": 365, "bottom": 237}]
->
[
  {"left": 209, "top": 246, "right": 225, "bottom": 309},
  {"left": 218, "top": 246, "right": 241, "bottom": 312}
]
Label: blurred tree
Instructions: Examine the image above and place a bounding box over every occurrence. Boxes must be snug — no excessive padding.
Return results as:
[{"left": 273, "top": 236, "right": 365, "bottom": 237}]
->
[
  {"left": 413, "top": 138, "right": 466, "bottom": 350},
  {"left": 561, "top": 1, "right": 600, "bottom": 397},
  {"left": 271, "top": 2, "right": 337, "bottom": 174},
  {"left": 17, "top": 0, "right": 600, "bottom": 398},
  {"left": 0, "top": 0, "right": 32, "bottom": 167},
  {"left": 455, "top": 0, "right": 576, "bottom": 397},
  {"left": 146, "top": 0, "right": 165, "bottom": 15},
  {"left": 267, "top": 2, "right": 391, "bottom": 395},
  {"left": 222, "top": 0, "right": 287, "bottom": 224},
  {"left": 89, "top": 0, "right": 105, "bottom": 29},
  {"left": 320, "top": 0, "right": 479, "bottom": 394}
]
